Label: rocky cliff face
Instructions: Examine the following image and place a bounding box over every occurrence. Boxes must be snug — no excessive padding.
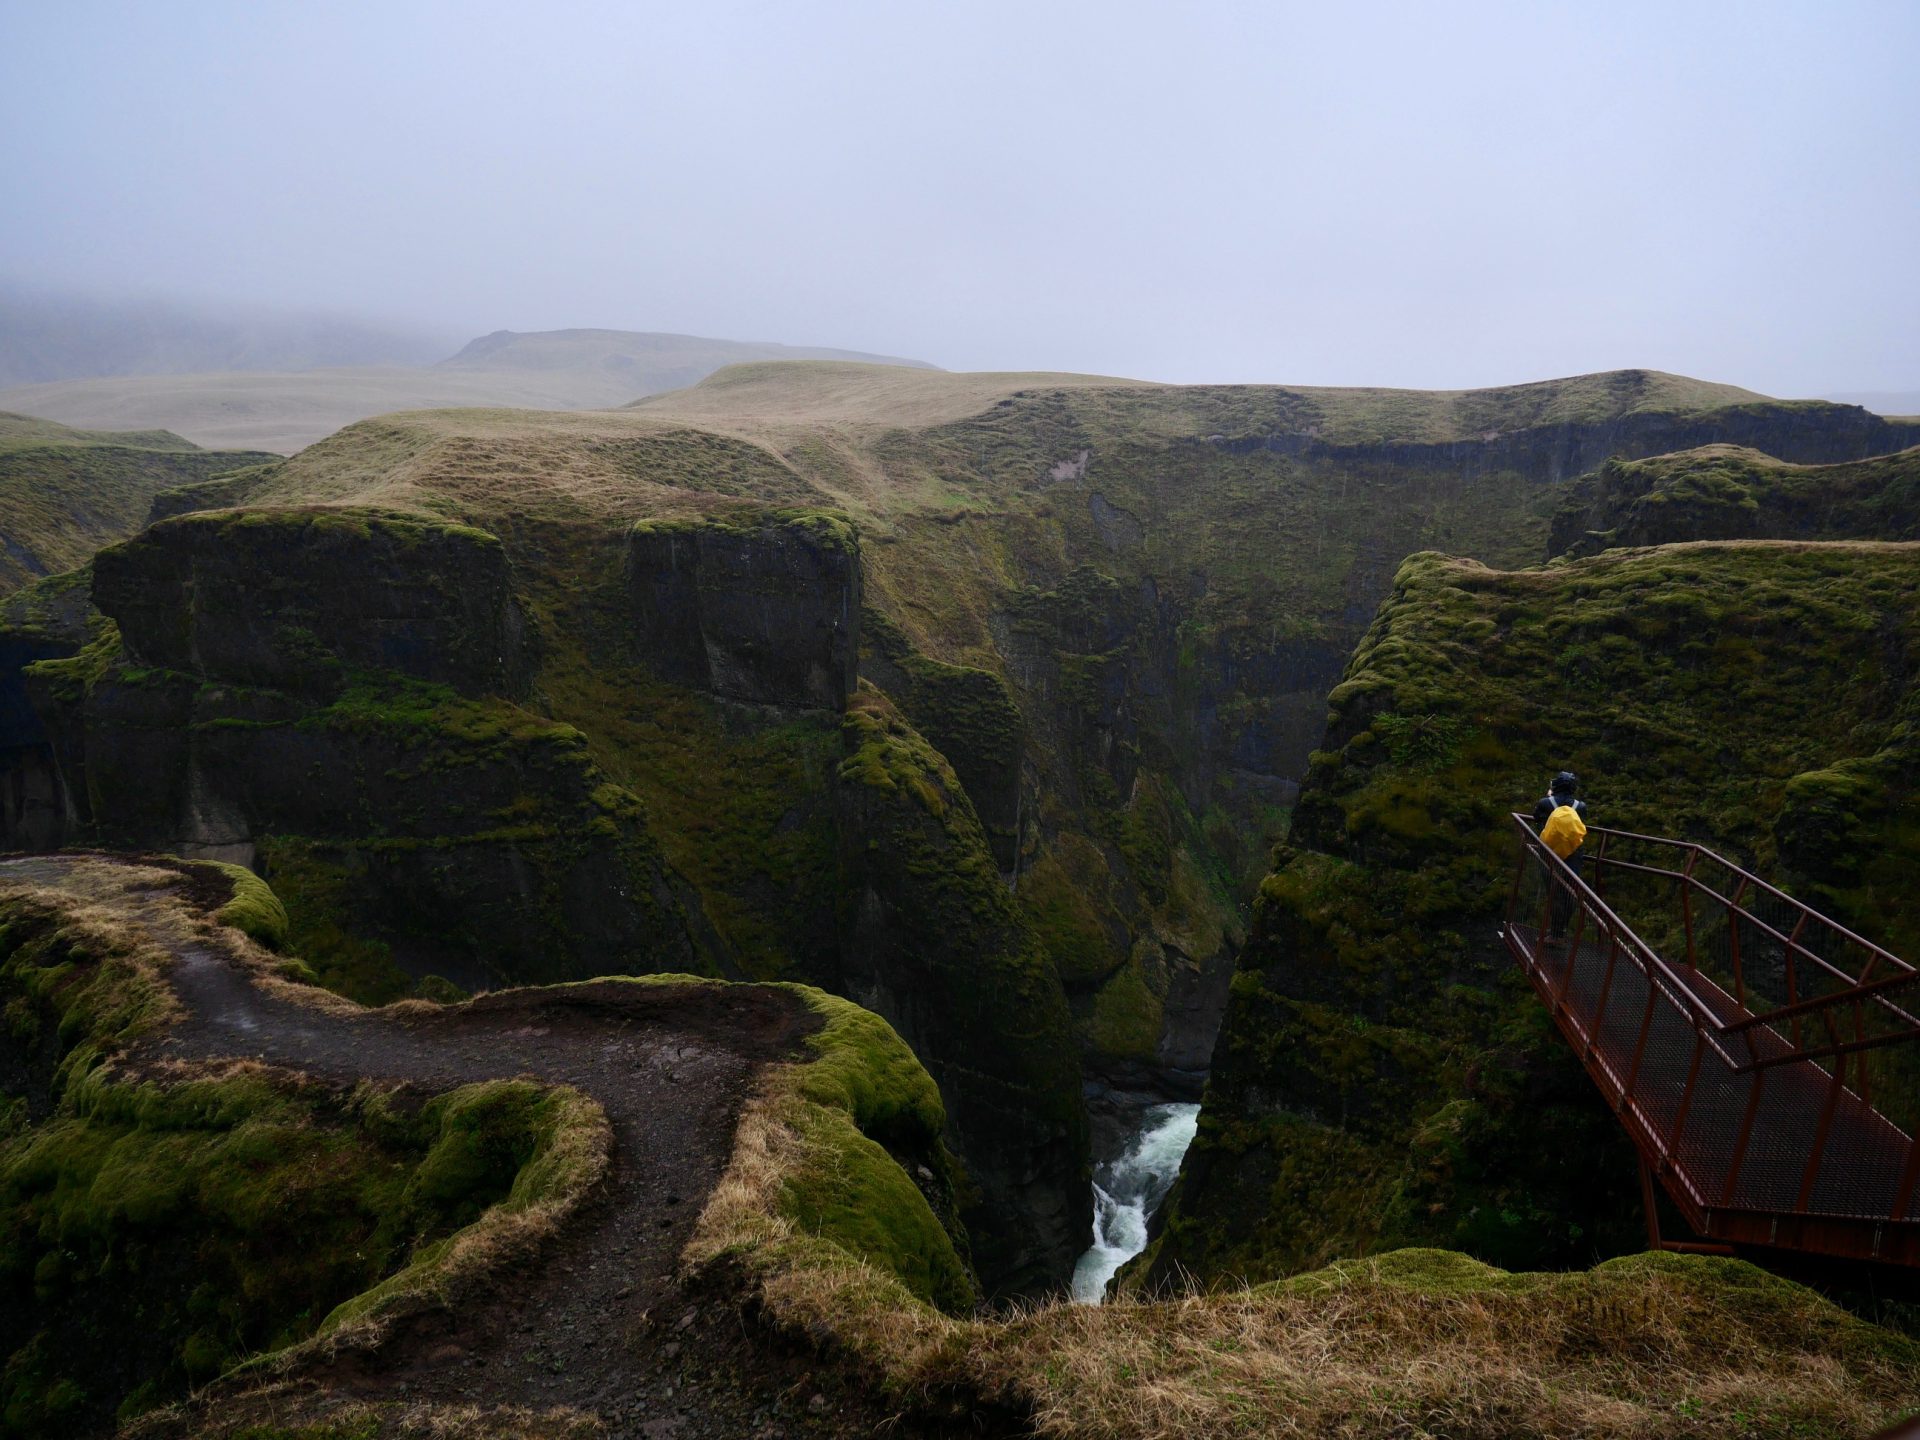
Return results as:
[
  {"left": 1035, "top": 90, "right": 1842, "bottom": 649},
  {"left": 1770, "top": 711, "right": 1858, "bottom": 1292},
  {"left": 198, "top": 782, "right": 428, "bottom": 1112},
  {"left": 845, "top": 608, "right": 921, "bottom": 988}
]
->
[
  {"left": 95, "top": 508, "right": 532, "bottom": 698},
  {"left": 9, "top": 369, "right": 1918, "bottom": 1296},
  {"left": 1137, "top": 542, "right": 1920, "bottom": 1288},
  {"left": 627, "top": 511, "right": 860, "bottom": 709},
  {"left": 17, "top": 509, "right": 694, "bottom": 996},
  {"left": 833, "top": 689, "right": 1088, "bottom": 1290},
  {"left": 1550, "top": 444, "right": 1920, "bottom": 557}
]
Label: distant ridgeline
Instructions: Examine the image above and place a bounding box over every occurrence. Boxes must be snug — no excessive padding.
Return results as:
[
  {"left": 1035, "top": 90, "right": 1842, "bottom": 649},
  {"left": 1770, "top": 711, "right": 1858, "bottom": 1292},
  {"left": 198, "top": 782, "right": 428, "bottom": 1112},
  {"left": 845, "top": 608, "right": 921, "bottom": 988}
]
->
[{"left": 1, "top": 362, "right": 1916, "bottom": 1298}]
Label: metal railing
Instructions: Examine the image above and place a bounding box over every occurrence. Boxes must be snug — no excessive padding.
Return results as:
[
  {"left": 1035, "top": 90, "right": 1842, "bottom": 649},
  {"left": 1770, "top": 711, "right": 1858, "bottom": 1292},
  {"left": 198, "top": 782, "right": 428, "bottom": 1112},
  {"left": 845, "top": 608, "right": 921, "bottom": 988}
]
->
[{"left": 1505, "top": 814, "right": 1920, "bottom": 1267}]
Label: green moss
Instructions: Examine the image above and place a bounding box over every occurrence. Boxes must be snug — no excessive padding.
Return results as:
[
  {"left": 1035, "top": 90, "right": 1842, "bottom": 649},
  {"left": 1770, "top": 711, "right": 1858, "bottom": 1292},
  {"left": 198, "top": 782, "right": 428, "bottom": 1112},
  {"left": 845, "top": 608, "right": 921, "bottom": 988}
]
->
[
  {"left": 0, "top": 905, "right": 544, "bottom": 1436},
  {"left": 256, "top": 839, "right": 414, "bottom": 1006},
  {"left": 755, "top": 983, "right": 976, "bottom": 1311},
  {"left": 631, "top": 506, "right": 859, "bottom": 554},
  {"left": 204, "top": 863, "right": 291, "bottom": 951},
  {"left": 314, "top": 1082, "right": 600, "bottom": 1338},
  {"left": 1555, "top": 444, "right": 1920, "bottom": 556},
  {"left": 1158, "top": 541, "right": 1920, "bottom": 1289},
  {"left": 1086, "top": 949, "right": 1164, "bottom": 1061},
  {"left": 1018, "top": 836, "right": 1126, "bottom": 988}
]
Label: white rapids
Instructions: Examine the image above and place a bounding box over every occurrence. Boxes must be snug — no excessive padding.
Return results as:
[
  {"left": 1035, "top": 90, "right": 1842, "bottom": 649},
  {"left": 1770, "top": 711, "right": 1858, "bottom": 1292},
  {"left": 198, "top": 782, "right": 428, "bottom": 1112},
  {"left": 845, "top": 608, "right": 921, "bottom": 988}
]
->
[{"left": 1069, "top": 1101, "right": 1201, "bottom": 1303}]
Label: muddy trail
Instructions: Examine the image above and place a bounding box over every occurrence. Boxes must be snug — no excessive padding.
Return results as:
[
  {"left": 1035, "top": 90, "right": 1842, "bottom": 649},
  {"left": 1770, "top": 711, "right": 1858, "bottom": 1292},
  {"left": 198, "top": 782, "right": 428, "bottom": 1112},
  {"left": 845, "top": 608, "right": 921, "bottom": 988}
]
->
[{"left": 0, "top": 854, "right": 987, "bottom": 1440}]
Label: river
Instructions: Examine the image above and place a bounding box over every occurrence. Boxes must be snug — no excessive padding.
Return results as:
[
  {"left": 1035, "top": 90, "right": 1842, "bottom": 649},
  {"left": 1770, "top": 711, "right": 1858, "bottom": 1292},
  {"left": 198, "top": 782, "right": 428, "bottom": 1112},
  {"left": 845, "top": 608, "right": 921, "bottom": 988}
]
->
[{"left": 1069, "top": 1100, "right": 1201, "bottom": 1303}]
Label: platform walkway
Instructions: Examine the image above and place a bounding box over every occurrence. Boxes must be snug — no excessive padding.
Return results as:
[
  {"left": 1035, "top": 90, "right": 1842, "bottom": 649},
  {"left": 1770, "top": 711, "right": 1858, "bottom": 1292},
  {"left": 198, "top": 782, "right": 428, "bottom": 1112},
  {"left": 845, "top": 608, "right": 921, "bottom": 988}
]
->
[{"left": 1506, "top": 817, "right": 1920, "bottom": 1268}]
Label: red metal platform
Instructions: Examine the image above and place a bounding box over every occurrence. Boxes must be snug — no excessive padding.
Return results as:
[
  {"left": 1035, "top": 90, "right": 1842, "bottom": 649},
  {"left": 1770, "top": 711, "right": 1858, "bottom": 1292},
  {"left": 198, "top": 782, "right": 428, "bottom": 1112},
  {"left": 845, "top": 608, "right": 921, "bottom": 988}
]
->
[{"left": 1505, "top": 815, "right": 1920, "bottom": 1269}]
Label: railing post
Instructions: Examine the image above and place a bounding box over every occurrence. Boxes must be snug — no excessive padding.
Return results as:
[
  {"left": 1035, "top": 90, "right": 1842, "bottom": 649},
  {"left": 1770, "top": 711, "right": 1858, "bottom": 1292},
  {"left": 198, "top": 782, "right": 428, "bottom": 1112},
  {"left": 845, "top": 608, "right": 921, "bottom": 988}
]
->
[
  {"left": 1639, "top": 1155, "right": 1664, "bottom": 1250},
  {"left": 1622, "top": 984, "right": 1658, "bottom": 1105},
  {"left": 1893, "top": 1134, "right": 1920, "bottom": 1223},
  {"left": 1506, "top": 820, "right": 1527, "bottom": 931},
  {"left": 1727, "top": 876, "right": 1749, "bottom": 1010},
  {"left": 1785, "top": 909, "right": 1809, "bottom": 1049},
  {"left": 1853, "top": 995, "right": 1870, "bottom": 1106},
  {"left": 1680, "top": 848, "right": 1697, "bottom": 970}
]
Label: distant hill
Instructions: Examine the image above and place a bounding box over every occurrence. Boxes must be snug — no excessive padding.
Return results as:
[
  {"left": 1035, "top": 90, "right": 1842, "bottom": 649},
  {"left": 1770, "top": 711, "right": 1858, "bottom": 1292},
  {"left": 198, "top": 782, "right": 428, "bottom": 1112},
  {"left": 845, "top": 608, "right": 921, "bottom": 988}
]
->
[
  {"left": 0, "top": 285, "right": 452, "bottom": 386},
  {"left": 440, "top": 327, "right": 933, "bottom": 384},
  {"left": 0, "top": 411, "right": 276, "bottom": 593},
  {"left": 0, "top": 328, "right": 936, "bottom": 455}
]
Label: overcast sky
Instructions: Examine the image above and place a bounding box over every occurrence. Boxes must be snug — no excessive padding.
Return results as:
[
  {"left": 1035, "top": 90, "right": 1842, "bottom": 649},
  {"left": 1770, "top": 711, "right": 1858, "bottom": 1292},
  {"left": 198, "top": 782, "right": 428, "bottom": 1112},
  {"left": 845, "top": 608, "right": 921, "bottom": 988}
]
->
[{"left": 3, "top": 0, "right": 1916, "bottom": 394}]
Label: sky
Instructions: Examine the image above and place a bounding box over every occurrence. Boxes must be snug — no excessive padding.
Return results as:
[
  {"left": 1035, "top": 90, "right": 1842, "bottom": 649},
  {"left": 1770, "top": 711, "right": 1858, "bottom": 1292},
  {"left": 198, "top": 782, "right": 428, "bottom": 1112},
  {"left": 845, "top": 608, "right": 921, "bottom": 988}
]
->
[{"left": 2, "top": 0, "right": 1917, "bottom": 394}]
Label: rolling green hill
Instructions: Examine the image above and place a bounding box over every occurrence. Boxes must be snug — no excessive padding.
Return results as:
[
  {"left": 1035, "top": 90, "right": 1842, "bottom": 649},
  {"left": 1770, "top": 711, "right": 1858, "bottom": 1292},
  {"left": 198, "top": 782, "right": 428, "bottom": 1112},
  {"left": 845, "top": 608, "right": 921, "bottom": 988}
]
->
[{"left": 0, "top": 412, "right": 275, "bottom": 594}]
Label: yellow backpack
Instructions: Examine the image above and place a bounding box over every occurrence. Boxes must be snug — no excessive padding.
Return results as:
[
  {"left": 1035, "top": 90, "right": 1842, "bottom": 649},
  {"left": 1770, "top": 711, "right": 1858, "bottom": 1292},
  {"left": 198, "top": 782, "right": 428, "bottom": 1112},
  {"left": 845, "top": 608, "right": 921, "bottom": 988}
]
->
[{"left": 1542, "top": 804, "right": 1587, "bottom": 859}]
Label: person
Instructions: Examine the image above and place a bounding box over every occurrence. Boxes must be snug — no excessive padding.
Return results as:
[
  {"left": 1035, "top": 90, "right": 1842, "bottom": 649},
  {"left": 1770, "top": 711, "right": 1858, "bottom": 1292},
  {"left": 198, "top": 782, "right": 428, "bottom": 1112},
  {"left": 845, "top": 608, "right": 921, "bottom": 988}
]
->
[{"left": 1532, "top": 770, "right": 1589, "bottom": 941}]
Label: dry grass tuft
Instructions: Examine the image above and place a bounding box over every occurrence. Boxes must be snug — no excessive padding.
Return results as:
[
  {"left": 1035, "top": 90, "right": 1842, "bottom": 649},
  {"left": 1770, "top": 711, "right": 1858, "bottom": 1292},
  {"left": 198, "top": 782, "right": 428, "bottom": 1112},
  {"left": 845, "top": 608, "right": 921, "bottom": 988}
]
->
[{"left": 694, "top": 1073, "right": 1920, "bottom": 1440}]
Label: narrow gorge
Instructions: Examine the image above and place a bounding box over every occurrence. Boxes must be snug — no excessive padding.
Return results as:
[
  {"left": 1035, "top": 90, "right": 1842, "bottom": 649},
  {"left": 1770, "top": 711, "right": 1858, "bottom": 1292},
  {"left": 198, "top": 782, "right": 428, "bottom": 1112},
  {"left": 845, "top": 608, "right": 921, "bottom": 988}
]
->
[{"left": 4, "top": 365, "right": 1919, "bottom": 1435}]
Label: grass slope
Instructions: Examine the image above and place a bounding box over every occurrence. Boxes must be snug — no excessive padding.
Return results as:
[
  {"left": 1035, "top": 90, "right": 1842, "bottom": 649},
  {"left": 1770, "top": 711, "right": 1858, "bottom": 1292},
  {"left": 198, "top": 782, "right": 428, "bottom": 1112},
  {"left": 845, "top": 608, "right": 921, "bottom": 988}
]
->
[{"left": 0, "top": 414, "right": 274, "bottom": 594}]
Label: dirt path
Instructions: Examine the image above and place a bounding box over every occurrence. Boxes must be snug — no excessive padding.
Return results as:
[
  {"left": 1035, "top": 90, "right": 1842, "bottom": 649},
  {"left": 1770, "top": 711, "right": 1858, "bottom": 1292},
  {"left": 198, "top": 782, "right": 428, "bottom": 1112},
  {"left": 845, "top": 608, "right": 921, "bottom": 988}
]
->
[{"left": 0, "top": 855, "right": 977, "bottom": 1439}]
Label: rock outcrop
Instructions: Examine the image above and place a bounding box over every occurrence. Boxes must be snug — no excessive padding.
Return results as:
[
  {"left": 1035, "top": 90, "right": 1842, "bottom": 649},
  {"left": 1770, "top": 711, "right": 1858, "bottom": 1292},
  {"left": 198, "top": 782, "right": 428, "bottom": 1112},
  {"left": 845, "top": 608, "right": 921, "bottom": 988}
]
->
[
  {"left": 627, "top": 511, "right": 859, "bottom": 709},
  {"left": 17, "top": 508, "right": 693, "bottom": 995},
  {"left": 96, "top": 508, "right": 531, "bottom": 698},
  {"left": 1549, "top": 444, "right": 1920, "bottom": 557},
  {"left": 1136, "top": 542, "right": 1920, "bottom": 1289},
  {"left": 832, "top": 688, "right": 1088, "bottom": 1291}
]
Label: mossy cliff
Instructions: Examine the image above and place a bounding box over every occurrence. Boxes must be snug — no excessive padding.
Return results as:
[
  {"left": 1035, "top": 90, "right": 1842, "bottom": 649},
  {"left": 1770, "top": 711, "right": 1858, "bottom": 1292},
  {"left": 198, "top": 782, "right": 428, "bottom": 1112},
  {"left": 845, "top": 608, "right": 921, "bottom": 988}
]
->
[
  {"left": 1552, "top": 443, "right": 1920, "bottom": 557},
  {"left": 0, "top": 569, "right": 97, "bottom": 851},
  {"left": 627, "top": 510, "right": 860, "bottom": 709},
  {"left": 93, "top": 507, "right": 532, "bottom": 698},
  {"left": 93, "top": 367, "right": 1910, "bottom": 1098},
  {"left": 0, "top": 412, "right": 275, "bottom": 596},
  {"left": 1139, "top": 540, "right": 1920, "bottom": 1287},
  {"left": 16, "top": 509, "right": 696, "bottom": 1001},
  {"left": 832, "top": 688, "right": 1086, "bottom": 1291},
  {"left": 0, "top": 896, "right": 559, "bottom": 1437}
]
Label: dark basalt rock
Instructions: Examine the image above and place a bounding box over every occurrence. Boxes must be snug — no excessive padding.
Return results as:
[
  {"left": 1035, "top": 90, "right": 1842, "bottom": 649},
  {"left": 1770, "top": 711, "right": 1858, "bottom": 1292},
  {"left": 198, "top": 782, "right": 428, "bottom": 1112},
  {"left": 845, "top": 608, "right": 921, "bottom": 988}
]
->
[
  {"left": 626, "top": 512, "right": 860, "bottom": 709},
  {"left": 1203, "top": 400, "right": 1920, "bottom": 482},
  {"left": 94, "top": 508, "right": 531, "bottom": 699},
  {"left": 831, "top": 689, "right": 1089, "bottom": 1296},
  {"left": 1548, "top": 444, "right": 1920, "bottom": 559},
  {"left": 12, "top": 507, "right": 691, "bottom": 989}
]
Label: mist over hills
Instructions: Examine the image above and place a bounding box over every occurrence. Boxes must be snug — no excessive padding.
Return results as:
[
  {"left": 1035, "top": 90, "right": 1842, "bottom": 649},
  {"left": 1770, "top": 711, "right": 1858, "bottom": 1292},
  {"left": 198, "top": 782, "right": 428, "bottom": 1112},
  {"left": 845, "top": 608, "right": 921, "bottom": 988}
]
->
[
  {"left": 0, "top": 285, "right": 454, "bottom": 386},
  {"left": 0, "top": 312, "right": 936, "bottom": 454}
]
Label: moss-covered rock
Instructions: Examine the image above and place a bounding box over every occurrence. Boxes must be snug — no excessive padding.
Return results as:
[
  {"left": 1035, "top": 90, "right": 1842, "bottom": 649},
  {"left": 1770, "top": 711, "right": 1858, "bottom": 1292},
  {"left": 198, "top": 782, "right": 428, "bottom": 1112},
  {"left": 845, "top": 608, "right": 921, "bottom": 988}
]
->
[
  {"left": 1552, "top": 444, "right": 1920, "bottom": 558},
  {"left": 1144, "top": 540, "right": 1920, "bottom": 1289},
  {"left": 93, "top": 507, "right": 531, "bottom": 699},
  {"left": 626, "top": 509, "right": 860, "bottom": 709},
  {"left": 833, "top": 688, "right": 1088, "bottom": 1294},
  {"left": 0, "top": 903, "right": 549, "bottom": 1437},
  {"left": 19, "top": 514, "right": 697, "bottom": 994}
]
